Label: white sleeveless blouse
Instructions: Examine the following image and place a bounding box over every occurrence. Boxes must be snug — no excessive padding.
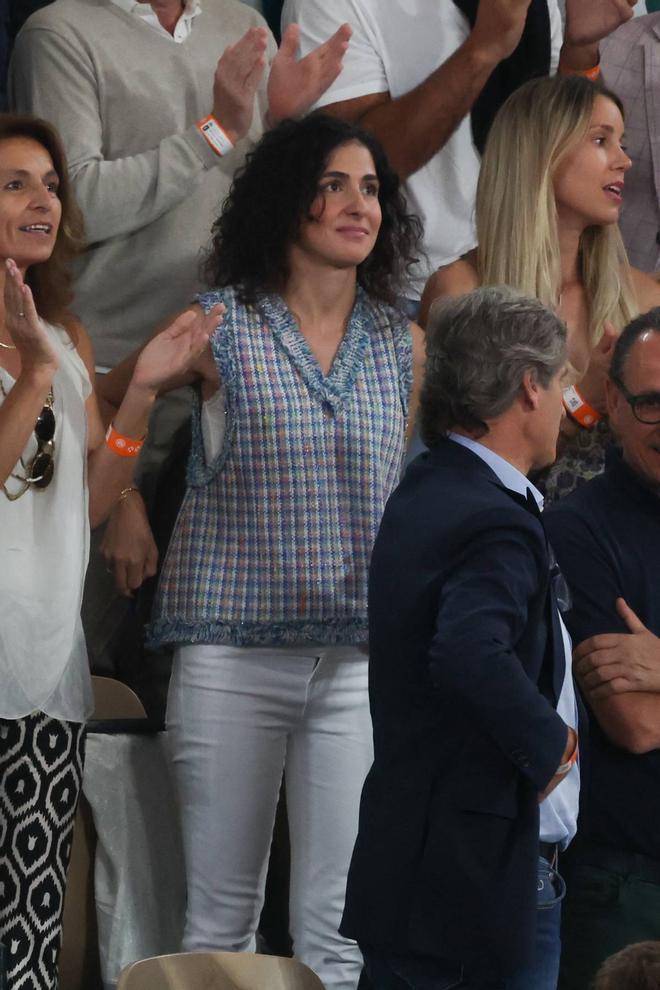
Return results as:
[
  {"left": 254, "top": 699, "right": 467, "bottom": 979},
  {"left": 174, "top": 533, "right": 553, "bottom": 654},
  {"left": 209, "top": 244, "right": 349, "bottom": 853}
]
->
[{"left": 0, "top": 321, "right": 93, "bottom": 722}]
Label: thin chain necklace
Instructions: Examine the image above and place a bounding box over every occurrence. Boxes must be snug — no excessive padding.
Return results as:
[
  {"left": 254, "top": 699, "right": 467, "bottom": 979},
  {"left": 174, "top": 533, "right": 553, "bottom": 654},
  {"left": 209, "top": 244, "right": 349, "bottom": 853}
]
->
[{"left": 0, "top": 319, "right": 17, "bottom": 350}]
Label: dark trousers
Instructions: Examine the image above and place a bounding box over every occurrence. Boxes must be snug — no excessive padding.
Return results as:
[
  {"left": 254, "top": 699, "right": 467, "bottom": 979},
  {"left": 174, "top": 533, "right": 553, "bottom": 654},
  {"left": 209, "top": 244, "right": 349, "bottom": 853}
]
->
[
  {"left": 362, "top": 855, "right": 565, "bottom": 990},
  {"left": 558, "top": 839, "right": 660, "bottom": 990}
]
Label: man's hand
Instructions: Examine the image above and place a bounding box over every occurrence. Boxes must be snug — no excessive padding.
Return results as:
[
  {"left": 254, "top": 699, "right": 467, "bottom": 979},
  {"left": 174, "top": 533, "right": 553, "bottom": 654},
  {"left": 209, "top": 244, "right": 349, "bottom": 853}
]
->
[
  {"left": 267, "top": 23, "right": 351, "bottom": 125},
  {"left": 468, "top": 0, "right": 533, "bottom": 65},
  {"left": 564, "top": 0, "right": 635, "bottom": 48},
  {"left": 212, "top": 27, "right": 269, "bottom": 142},
  {"left": 101, "top": 491, "right": 158, "bottom": 597},
  {"left": 574, "top": 598, "right": 660, "bottom": 698}
]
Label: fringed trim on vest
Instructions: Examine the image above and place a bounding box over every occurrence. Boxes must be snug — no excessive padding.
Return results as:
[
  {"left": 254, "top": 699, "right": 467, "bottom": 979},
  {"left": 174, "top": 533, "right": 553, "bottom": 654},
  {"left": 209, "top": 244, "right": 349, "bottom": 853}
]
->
[{"left": 147, "top": 615, "right": 369, "bottom": 649}]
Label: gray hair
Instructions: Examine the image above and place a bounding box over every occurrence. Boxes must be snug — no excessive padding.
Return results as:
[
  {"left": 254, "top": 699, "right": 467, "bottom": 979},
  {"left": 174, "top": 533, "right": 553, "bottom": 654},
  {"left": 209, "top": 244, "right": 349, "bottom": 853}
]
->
[{"left": 420, "top": 286, "right": 567, "bottom": 445}]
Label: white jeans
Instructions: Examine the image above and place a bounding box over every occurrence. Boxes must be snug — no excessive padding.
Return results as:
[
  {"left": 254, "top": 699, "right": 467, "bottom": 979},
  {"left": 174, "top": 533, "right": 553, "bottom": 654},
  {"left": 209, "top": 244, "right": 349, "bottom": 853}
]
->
[{"left": 166, "top": 643, "right": 373, "bottom": 990}]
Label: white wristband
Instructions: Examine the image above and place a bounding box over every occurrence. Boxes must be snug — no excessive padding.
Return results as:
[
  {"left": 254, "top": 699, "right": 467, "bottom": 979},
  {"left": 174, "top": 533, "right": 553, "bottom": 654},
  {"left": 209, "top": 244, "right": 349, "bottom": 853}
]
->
[
  {"left": 562, "top": 385, "right": 601, "bottom": 428},
  {"left": 197, "top": 115, "right": 234, "bottom": 157},
  {"left": 562, "top": 385, "right": 584, "bottom": 416}
]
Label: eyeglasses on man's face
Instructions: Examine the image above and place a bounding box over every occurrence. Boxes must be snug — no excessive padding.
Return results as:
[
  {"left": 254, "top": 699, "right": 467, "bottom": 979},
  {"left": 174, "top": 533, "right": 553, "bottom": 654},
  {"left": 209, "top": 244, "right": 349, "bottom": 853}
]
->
[{"left": 611, "top": 376, "right": 660, "bottom": 425}]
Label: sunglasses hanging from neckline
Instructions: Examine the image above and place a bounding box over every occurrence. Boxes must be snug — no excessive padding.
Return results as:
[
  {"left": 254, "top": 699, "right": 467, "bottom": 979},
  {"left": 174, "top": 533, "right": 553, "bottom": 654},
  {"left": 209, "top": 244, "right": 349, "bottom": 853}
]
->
[{"left": 1, "top": 386, "right": 56, "bottom": 501}]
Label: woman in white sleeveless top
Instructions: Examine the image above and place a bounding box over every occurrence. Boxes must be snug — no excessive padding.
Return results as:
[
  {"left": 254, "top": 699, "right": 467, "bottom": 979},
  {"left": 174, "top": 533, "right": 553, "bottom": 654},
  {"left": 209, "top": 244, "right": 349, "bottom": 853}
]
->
[{"left": 0, "top": 113, "right": 220, "bottom": 990}]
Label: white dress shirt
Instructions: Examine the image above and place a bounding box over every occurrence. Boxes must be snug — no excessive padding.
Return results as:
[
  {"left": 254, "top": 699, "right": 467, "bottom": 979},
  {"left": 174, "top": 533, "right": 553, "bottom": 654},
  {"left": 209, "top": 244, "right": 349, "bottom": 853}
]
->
[
  {"left": 448, "top": 433, "right": 579, "bottom": 848},
  {"left": 108, "top": 0, "right": 201, "bottom": 41}
]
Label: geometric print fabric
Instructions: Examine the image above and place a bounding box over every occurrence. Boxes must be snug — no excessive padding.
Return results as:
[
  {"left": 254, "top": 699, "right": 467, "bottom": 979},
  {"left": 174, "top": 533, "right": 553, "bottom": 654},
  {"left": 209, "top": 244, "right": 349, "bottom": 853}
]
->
[{"left": 0, "top": 714, "right": 84, "bottom": 989}]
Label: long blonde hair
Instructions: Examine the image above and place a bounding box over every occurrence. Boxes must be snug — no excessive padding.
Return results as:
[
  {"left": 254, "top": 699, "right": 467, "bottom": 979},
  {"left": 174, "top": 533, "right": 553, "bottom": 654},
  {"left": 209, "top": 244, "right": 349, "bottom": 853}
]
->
[{"left": 476, "top": 75, "right": 637, "bottom": 344}]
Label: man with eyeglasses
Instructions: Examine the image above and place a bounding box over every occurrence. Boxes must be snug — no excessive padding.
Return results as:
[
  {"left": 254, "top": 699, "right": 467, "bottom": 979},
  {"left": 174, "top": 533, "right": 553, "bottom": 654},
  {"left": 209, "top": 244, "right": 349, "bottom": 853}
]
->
[{"left": 545, "top": 306, "right": 660, "bottom": 990}]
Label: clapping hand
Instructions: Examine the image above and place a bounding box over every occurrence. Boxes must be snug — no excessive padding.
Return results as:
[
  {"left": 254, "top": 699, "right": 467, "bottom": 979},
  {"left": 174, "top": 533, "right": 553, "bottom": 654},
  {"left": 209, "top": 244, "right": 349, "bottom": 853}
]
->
[
  {"left": 574, "top": 598, "right": 660, "bottom": 698},
  {"left": 4, "top": 259, "right": 58, "bottom": 372},
  {"left": 131, "top": 304, "right": 224, "bottom": 396},
  {"left": 267, "top": 23, "right": 352, "bottom": 125},
  {"left": 564, "top": 0, "right": 635, "bottom": 48},
  {"left": 212, "top": 28, "right": 269, "bottom": 142}
]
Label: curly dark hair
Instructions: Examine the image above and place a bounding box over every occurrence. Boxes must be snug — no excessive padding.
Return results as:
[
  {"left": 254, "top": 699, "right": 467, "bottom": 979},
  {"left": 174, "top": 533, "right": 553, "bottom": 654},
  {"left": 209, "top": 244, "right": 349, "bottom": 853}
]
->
[
  {"left": 204, "top": 113, "right": 422, "bottom": 305},
  {"left": 592, "top": 941, "right": 660, "bottom": 990},
  {"left": 0, "top": 113, "right": 85, "bottom": 326}
]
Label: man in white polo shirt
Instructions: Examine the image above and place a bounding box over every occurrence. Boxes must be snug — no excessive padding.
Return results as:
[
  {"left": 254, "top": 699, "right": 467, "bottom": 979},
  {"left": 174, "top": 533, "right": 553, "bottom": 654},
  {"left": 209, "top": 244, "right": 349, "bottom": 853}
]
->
[{"left": 283, "top": 0, "right": 636, "bottom": 307}]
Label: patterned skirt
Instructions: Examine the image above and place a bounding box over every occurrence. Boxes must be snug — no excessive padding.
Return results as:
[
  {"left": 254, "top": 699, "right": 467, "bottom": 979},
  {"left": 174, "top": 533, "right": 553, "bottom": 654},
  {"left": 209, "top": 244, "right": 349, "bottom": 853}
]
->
[{"left": 0, "top": 713, "right": 85, "bottom": 990}]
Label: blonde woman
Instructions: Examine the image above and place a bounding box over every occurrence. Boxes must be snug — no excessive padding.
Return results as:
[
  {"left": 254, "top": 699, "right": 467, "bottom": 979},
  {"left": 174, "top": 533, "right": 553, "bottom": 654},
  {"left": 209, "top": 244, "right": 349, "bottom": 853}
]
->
[{"left": 420, "top": 74, "right": 660, "bottom": 500}]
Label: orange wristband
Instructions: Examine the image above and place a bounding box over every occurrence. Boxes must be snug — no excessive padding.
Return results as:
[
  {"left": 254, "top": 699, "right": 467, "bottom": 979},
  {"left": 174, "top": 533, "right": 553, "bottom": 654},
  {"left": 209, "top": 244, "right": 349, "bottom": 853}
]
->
[
  {"left": 557, "top": 741, "right": 579, "bottom": 776},
  {"left": 563, "top": 385, "right": 602, "bottom": 428},
  {"left": 196, "top": 115, "right": 234, "bottom": 157},
  {"left": 575, "top": 64, "right": 600, "bottom": 82},
  {"left": 105, "top": 423, "right": 145, "bottom": 458}
]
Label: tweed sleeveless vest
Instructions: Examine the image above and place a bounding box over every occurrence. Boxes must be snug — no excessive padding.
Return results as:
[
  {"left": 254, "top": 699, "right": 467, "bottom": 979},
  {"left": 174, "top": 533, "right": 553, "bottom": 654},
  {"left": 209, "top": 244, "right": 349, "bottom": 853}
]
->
[{"left": 150, "top": 285, "right": 412, "bottom": 647}]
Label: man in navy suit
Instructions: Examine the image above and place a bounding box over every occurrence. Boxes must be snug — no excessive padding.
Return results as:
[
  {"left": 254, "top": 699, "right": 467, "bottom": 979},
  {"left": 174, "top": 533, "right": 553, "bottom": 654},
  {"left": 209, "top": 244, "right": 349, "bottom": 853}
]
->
[{"left": 341, "top": 287, "right": 579, "bottom": 989}]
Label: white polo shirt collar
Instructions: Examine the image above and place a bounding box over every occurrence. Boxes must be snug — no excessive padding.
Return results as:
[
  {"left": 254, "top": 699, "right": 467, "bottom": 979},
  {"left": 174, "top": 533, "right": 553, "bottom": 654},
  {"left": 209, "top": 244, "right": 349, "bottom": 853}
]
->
[{"left": 109, "top": 0, "right": 201, "bottom": 42}]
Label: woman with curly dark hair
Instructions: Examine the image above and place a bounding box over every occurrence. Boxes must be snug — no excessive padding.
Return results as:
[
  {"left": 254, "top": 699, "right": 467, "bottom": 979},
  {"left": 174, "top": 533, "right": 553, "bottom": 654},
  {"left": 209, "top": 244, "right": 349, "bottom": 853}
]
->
[{"left": 149, "top": 114, "right": 424, "bottom": 990}]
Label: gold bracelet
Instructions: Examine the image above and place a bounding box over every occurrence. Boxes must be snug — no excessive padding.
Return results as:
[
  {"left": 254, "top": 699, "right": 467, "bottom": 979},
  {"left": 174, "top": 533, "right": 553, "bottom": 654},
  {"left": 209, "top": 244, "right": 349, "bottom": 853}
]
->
[{"left": 118, "top": 486, "right": 141, "bottom": 503}]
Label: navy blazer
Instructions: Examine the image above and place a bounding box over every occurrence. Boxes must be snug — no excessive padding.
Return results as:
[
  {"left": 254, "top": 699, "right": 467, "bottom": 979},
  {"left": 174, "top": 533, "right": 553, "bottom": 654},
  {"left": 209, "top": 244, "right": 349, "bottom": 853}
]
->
[{"left": 340, "top": 439, "right": 569, "bottom": 978}]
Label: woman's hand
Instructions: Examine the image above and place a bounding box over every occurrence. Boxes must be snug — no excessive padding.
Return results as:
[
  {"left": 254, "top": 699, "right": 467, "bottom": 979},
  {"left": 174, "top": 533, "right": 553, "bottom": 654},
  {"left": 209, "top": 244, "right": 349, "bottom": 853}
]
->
[
  {"left": 577, "top": 321, "right": 618, "bottom": 415},
  {"left": 131, "top": 304, "right": 224, "bottom": 397},
  {"left": 4, "top": 259, "right": 58, "bottom": 374},
  {"left": 101, "top": 490, "right": 158, "bottom": 597}
]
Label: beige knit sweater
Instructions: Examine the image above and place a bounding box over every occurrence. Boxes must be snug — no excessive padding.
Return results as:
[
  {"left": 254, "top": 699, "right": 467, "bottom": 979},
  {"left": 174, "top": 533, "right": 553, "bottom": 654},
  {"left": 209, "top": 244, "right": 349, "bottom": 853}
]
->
[{"left": 10, "top": 0, "right": 274, "bottom": 367}]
